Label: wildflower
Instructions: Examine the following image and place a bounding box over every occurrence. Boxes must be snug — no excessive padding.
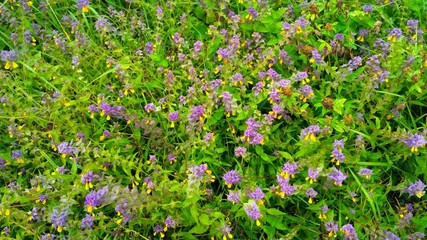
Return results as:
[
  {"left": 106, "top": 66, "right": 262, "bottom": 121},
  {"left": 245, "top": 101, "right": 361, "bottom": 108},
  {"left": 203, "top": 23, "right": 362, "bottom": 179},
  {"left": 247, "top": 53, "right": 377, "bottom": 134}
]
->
[
  {"left": 327, "top": 168, "right": 347, "bottom": 186},
  {"left": 28, "top": 207, "right": 42, "bottom": 222},
  {"left": 0, "top": 158, "right": 5, "bottom": 169},
  {"left": 406, "top": 179, "right": 426, "bottom": 198},
  {"left": 223, "top": 170, "right": 241, "bottom": 188},
  {"left": 168, "top": 111, "right": 179, "bottom": 128},
  {"left": 281, "top": 162, "right": 298, "bottom": 180},
  {"left": 188, "top": 105, "right": 206, "bottom": 124},
  {"left": 269, "top": 104, "right": 284, "bottom": 119},
  {"left": 335, "top": 33, "right": 344, "bottom": 41},
  {"left": 143, "top": 177, "right": 154, "bottom": 194},
  {"left": 244, "top": 200, "right": 262, "bottom": 226},
  {"left": 1, "top": 50, "right": 19, "bottom": 69},
  {"left": 401, "top": 134, "right": 427, "bottom": 152},
  {"left": 81, "top": 171, "right": 95, "bottom": 190},
  {"left": 193, "top": 40, "right": 203, "bottom": 53},
  {"left": 252, "top": 82, "right": 264, "bottom": 96},
  {"left": 310, "top": 49, "right": 324, "bottom": 64},
  {"left": 248, "top": 186, "right": 265, "bottom": 204},
  {"left": 234, "top": 147, "right": 247, "bottom": 158},
  {"left": 217, "top": 48, "right": 229, "bottom": 62},
  {"left": 84, "top": 191, "right": 100, "bottom": 212},
  {"left": 227, "top": 190, "right": 241, "bottom": 204},
  {"left": 299, "top": 84, "right": 314, "bottom": 102},
  {"left": 115, "top": 201, "right": 131, "bottom": 224},
  {"left": 57, "top": 166, "right": 69, "bottom": 174},
  {"left": 295, "top": 71, "right": 309, "bottom": 83},
  {"left": 306, "top": 168, "right": 320, "bottom": 184},
  {"left": 247, "top": 6, "right": 258, "bottom": 20},
  {"left": 81, "top": 214, "right": 94, "bottom": 229},
  {"left": 218, "top": 223, "right": 233, "bottom": 240},
  {"left": 36, "top": 194, "right": 48, "bottom": 204},
  {"left": 341, "top": 224, "right": 358, "bottom": 240},
  {"left": 144, "top": 103, "right": 155, "bottom": 113},
  {"left": 276, "top": 174, "right": 295, "bottom": 198},
  {"left": 99, "top": 103, "right": 125, "bottom": 120},
  {"left": 362, "top": 5, "right": 373, "bottom": 15},
  {"left": 189, "top": 163, "right": 207, "bottom": 179},
  {"left": 306, "top": 188, "right": 318, "bottom": 204},
  {"left": 295, "top": 16, "right": 310, "bottom": 34},
  {"left": 57, "top": 142, "right": 76, "bottom": 158},
  {"left": 346, "top": 56, "right": 363, "bottom": 72},
  {"left": 145, "top": 42, "right": 155, "bottom": 56},
  {"left": 279, "top": 50, "right": 293, "bottom": 65},
  {"left": 77, "top": 0, "right": 90, "bottom": 12},
  {"left": 357, "top": 168, "right": 372, "bottom": 179},
  {"left": 41, "top": 233, "right": 55, "bottom": 240},
  {"left": 153, "top": 224, "right": 165, "bottom": 238},
  {"left": 301, "top": 125, "right": 320, "bottom": 142},
  {"left": 222, "top": 91, "right": 235, "bottom": 117},
  {"left": 387, "top": 28, "right": 403, "bottom": 42},
  {"left": 168, "top": 153, "right": 176, "bottom": 164},
  {"left": 407, "top": 232, "right": 425, "bottom": 240},
  {"left": 357, "top": 30, "right": 369, "bottom": 42},
  {"left": 319, "top": 205, "right": 329, "bottom": 220},
  {"left": 51, "top": 208, "right": 68, "bottom": 233},
  {"left": 95, "top": 16, "right": 113, "bottom": 33},
  {"left": 268, "top": 88, "right": 282, "bottom": 103},
  {"left": 12, "top": 150, "right": 24, "bottom": 164},
  {"left": 325, "top": 222, "right": 338, "bottom": 237},
  {"left": 156, "top": 6, "right": 163, "bottom": 20},
  {"left": 164, "top": 217, "right": 176, "bottom": 231},
  {"left": 331, "top": 148, "right": 345, "bottom": 166}
]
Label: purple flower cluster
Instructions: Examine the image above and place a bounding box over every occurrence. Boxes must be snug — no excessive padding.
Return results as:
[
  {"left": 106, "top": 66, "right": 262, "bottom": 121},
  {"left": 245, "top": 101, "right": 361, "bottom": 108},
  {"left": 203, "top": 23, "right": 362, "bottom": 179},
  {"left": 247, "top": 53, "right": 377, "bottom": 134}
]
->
[
  {"left": 223, "top": 170, "right": 241, "bottom": 188},
  {"left": 51, "top": 208, "right": 68, "bottom": 232},
  {"left": 81, "top": 214, "right": 94, "bottom": 229},
  {"left": 241, "top": 117, "right": 264, "bottom": 145},
  {"left": 99, "top": 103, "right": 125, "bottom": 119},
  {"left": 331, "top": 139, "right": 345, "bottom": 165},
  {"left": 188, "top": 105, "right": 205, "bottom": 124},
  {"left": 358, "top": 168, "right": 372, "bottom": 179},
  {"left": 234, "top": 147, "right": 247, "bottom": 158},
  {"left": 300, "top": 125, "right": 320, "bottom": 142},
  {"left": 325, "top": 222, "right": 338, "bottom": 237},
  {"left": 227, "top": 190, "right": 241, "bottom": 204},
  {"left": 405, "top": 179, "right": 426, "bottom": 198},
  {"left": 327, "top": 168, "right": 347, "bottom": 186},
  {"left": 189, "top": 164, "right": 207, "bottom": 179},
  {"left": 248, "top": 186, "right": 265, "bottom": 202},
  {"left": 57, "top": 142, "right": 76, "bottom": 157},
  {"left": 341, "top": 224, "right": 358, "bottom": 240},
  {"left": 243, "top": 200, "right": 262, "bottom": 225},
  {"left": 401, "top": 133, "right": 427, "bottom": 152}
]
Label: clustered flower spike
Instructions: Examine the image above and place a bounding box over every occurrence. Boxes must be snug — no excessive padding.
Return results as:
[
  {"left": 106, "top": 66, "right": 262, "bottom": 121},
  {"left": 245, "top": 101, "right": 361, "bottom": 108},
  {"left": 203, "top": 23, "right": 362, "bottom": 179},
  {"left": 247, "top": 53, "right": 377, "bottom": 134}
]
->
[
  {"left": 325, "top": 222, "right": 338, "bottom": 238},
  {"left": 327, "top": 168, "right": 347, "bottom": 186},
  {"left": 406, "top": 179, "right": 426, "bottom": 198},
  {"left": 301, "top": 125, "right": 320, "bottom": 142},
  {"left": 341, "top": 224, "right": 358, "bottom": 240},
  {"left": 223, "top": 170, "right": 241, "bottom": 188},
  {"left": 402, "top": 133, "right": 427, "bottom": 152},
  {"left": 243, "top": 200, "right": 262, "bottom": 226},
  {"left": 331, "top": 139, "right": 345, "bottom": 166}
]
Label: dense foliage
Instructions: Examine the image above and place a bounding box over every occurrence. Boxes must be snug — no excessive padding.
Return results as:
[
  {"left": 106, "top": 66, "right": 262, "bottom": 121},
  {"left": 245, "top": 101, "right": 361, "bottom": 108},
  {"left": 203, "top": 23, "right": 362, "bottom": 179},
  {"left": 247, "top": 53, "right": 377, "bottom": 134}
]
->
[{"left": 1, "top": 0, "right": 427, "bottom": 239}]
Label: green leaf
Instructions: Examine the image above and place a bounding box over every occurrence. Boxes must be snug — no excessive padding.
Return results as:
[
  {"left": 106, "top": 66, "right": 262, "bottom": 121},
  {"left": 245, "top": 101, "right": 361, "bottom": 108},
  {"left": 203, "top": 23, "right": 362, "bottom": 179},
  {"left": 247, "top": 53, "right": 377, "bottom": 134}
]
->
[
  {"left": 189, "top": 224, "right": 209, "bottom": 234},
  {"left": 278, "top": 151, "right": 293, "bottom": 160},
  {"left": 266, "top": 208, "right": 286, "bottom": 216},
  {"left": 333, "top": 98, "right": 346, "bottom": 115},
  {"left": 199, "top": 214, "right": 210, "bottom": 225}
]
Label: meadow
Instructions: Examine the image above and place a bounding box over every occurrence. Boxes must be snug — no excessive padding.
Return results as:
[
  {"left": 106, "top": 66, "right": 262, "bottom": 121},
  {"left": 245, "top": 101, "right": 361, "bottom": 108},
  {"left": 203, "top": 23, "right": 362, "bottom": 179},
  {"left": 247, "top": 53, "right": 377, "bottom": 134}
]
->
[{"left": 0, "top": 0, "right": 427, "bottom": 239}]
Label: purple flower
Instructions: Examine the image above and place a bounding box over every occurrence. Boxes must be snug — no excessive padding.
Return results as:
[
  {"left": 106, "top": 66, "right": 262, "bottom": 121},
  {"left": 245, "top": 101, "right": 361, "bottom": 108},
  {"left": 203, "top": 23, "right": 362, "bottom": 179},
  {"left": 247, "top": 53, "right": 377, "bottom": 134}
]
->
[
  {"left": 0, "top": 157, "right": 5, "bottom": 169},
  {"left": 335, "top": 33, "right": 344, "bottom": 41},
  {"left": 84, "top": 188, "right": 107, "bottom": 213},
  {"left": 299, "top": 84, "right": 314, "bottom": 101},
  {"left": 145, "top": 42, "right": 155, "bottom": 55},
  {"left": 357, "top": 168, "right": 372, "bottom": 179},
  {"left": 325, "top": 222, "right": 338, "bottom": 237},
  {"left": 217, "top": 48, "right": 229, "bottom": 61},
  {"left": 144, "top": 103, "right": 155, "bottom": 113},
  {"left": 306, "top": 168, "right": 320, "bottom": 184},
  {"left": 164, "top": 217, "right": 176, "bottom": 230},
  {"left": 81, "top": 171, "right": 95, "bottom": 190},
  {"left": 281, "top": 162, "right": 298, "bottom": 179},
  {"left": 156, "top": 7, "right": 163, "bottom": 19},
  {"left": 189, "top": 164, "right": 207, "bottom": 179},
  {"left": 95, "top": 16, "right": 113, "bottom": 33},
  {"left": 248, "top": 187, "right": 265, "bottom": 202},
  {"left": 223, "top": 170, "right": 241, "bottom": 188},
  {"left": 407, "top": 232, "right": 425, "bottom": 240},
  {"left": 188, "top": 105, "right": 205, "bottom": 124},
  {"left": 168, "top": 153, "right": 176, "bottom": 163},
  {"left": 300, "top": 125, "right": 320, "bottom": 142},
  {"left": 295, "top": 71, "right": 309, "bottom": 82},
  {"left": 81, "top": 214, "right": 94, "bottom": 229},
  {"left": 77, "top": 0, "right": 90, "bottom": 12},
  {"left": 29, "top": 207, "right": 42, "bottom": 222},
  {"left": 51, "top": 208, "right": 68, "bottom": 232},
  {"left": 234, "top": 147, "right": 247, "bottom": 158},
  {"left": 333, "top": 139, "right": 345, "bottom": 150},
  {"left": 244, "top": 201, "right": 262, "bottom": 225},
  {"left": 401, "top": 134, "right": 427, "bottom": 152},
  {"left": 247, "top": 6, "right": 258, "bottom": 19},
  {"left": 11, "top": 150, "right": 22, "bottom": 160},
  {"left": 37, "top": 194, "right": 48, "bottom": 204},
  {"left": 115, "top": 201, "right": 131, "bottom": 224},
  {"left": 388, "top": 28, "right": 403, "bottom": 42},
  {"left": 218, "top": 224, "right": 233, "bottom": 237},
  {"left": 279, "top": 50, "right": 293, "bottom": 65},
  {"left": 341, "top": 224, "right": 358, "bottom": 240},
  {"left": 154, "top": 224, "right": 164, "bottom": 235},
  {"left": 57, "top": 142, "right": 76, "bottom": 156},
  {"left": 363, "top": 5, "right": 373, "bottom": 14},
  {"left": 406, "top": 179, "right": 426, "bottom": 198},
  {"left": 331, "top": 148, "right": 345, "bottom": 165},
  {"left": 310, "top": 49, "right": 324, "bottom": 64},
  {"left": 346, "top": 56, "right": 363, "bottom": 71},
  {"left": 193, "top": 40, "right": 203, "bottom": 52},
  {"left": 327, "top": 168, "right": 347, "bottom": 186},
  {"left": 306, "top": 188, "right": 318, "bottom": 203},
  {"left": 227, "top": 190, "right": 241, "bottom": 204}
]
